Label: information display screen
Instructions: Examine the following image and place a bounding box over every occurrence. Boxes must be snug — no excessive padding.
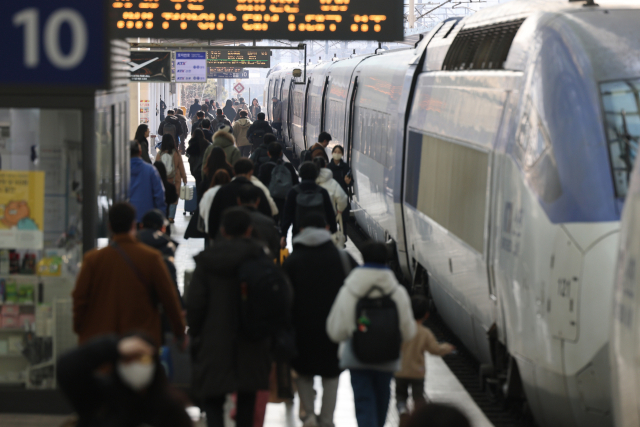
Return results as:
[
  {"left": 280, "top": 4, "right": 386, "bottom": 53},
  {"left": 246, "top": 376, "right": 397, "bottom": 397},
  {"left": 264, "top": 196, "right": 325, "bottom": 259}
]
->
[
  {"left": 110, "top": 0, "right": 403, "bottom": 41},
  {"left": 207, "top": 49, "right": 270, "bottom": 68},
  {"left": 208, "top": 67, "right": 250, "bottom": 79},
  {"left": 176, "top": 52, "right": 207, "bottom": 82}
]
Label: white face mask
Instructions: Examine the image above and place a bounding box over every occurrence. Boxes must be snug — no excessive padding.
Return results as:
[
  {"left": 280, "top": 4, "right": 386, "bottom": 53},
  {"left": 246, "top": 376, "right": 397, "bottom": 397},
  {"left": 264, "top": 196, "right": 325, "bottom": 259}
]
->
[
  {"left": 332, "top": 152, "right": 343, "bottom": 161},
  {"left": 117, "top": 361, "right": 155, "bottom": 391}
]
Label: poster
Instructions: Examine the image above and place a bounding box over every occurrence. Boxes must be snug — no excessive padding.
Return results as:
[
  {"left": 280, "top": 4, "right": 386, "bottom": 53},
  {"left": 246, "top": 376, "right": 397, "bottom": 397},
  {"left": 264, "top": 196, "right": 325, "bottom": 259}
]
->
[
  {"left": 0, "top": 171, "right": 45, "bottom": 249},
  {"left": 140, "top": 100, "right": 150, "bottom": 124},
  {"left": 129, "top": 51, "right": 172, "bottom": 82}
]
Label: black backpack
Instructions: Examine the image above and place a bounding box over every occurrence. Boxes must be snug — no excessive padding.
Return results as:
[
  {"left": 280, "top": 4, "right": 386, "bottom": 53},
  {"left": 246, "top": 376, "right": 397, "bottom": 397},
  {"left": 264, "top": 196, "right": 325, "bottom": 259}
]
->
[
  {"left": 250, "top": 129, "right": 266, "bottom": 149},
  {"left": 238, "top": 255, "right": 291, "bottom": 341},
  {"left": 294, "top": 186, "right": 325, "bottom": 227},
  {"left": 251, "top": 145, "right": 270, "bottom": 172},
  {"left": 352, "top": 286, "right": 402, "bottom": 364}
]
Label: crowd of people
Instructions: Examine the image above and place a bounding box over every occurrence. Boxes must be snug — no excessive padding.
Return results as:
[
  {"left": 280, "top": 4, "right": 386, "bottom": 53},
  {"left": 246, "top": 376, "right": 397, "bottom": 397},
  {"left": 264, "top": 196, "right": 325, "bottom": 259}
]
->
[{"left": 59, "top": 98, "right": 462, "bottom": 427}]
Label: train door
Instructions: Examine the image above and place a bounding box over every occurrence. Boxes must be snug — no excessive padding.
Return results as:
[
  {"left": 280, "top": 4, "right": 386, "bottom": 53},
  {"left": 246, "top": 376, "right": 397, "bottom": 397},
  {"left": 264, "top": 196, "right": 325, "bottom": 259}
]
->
[
  {"left": 303, "top": 77, "right": 311, "bottom": 148},
  {"left": 346, "top": 76, "right": 359, "bottom": 166},
  {"left": 320, "top": 76, "right": 329, "bottom": 131},
  {"left": 287, "top": 80, "right": 295, "bottom": 147}
]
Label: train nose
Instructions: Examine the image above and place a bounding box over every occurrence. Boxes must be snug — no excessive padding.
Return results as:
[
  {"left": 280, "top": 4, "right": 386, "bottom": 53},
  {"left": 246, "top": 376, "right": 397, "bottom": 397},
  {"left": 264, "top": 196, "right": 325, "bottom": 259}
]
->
[{"left": 561, "top": 225, "right": 619, "bottom": 427}]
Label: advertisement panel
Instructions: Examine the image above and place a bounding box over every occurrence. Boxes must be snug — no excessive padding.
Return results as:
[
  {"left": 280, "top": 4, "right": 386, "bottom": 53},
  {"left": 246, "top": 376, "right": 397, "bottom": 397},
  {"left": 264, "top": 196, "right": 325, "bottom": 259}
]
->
[
  {"left": 175, "top": 52, "right": 207, "bottom": 83},
  {"left": 129, "top": 51, "right": 172, "bottom": 82},
  {"left": 0, "top": 171, "right": 45, "bottom": 249}
]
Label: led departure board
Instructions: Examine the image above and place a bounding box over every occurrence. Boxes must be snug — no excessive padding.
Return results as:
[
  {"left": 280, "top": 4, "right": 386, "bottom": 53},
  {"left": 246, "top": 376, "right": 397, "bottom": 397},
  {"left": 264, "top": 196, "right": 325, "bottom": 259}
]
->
[
  {"left": 110, "top": 0, "right": 403, "bottom": 42},
  {"left": 207, "top": 49, "right": 270, "bottom": 68}
]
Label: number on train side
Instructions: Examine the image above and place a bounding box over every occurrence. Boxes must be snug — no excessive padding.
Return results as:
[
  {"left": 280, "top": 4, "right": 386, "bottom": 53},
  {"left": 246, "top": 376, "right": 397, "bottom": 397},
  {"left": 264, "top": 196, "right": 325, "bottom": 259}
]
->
[{"left": 13, "top": 7, "right": 88, "bottom": 70}]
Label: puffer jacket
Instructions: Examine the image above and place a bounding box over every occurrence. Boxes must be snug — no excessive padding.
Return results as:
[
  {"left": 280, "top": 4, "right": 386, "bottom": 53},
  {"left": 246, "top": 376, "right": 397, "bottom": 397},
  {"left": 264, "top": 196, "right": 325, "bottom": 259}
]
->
[
  {"left": 316, "top": 168, "right": 348, "bottom": 214},
  {"left": 232, "top": 118, "right": 253, "bottom": 147},
  {"left": 326, "top": 265, "right": 416, "bottom": 372},
  {"left": 203, "top": 130, "right": 241, "bottom": 166}
]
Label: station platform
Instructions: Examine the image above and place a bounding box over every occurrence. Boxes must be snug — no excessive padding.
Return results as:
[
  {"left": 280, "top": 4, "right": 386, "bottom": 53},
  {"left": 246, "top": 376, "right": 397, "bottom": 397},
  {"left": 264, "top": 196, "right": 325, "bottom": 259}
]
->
[{"left": 0, "top": 171, "right": 493, "bottom": 427}]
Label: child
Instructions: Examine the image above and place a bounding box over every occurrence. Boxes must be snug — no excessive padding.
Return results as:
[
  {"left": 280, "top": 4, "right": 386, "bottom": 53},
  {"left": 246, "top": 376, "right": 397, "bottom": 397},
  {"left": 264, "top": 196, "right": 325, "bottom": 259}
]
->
[{"left": 395, "top": 295, "right": 455, "bottom": 415}]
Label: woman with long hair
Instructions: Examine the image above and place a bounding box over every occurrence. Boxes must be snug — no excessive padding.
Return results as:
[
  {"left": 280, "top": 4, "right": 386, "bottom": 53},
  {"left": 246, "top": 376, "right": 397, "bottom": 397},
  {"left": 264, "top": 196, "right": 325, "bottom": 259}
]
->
[
  {"left": 249, "top": 98, "right": 261, "bottom": 121},
  {"left": 155, "top": 134, "right": 187, "bottom": 223},
  {"left": 198, "top": 169, "right": 232, "bottom": 235},
  {"left": 186, "top": 128, "right": 211, "bottom": 200},
  {"left": 134, "top": 124, "right": 152, "bottom": 163},
  {"left": 202, "top": 146, "right": 234, "bottom": 189}
]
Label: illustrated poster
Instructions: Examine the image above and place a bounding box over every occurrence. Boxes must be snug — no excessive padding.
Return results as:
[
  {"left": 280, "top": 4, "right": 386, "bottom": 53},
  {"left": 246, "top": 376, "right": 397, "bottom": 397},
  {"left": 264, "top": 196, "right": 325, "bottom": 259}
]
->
[{"left": 0, "top": 171, "right": 45, "bottom": 249}]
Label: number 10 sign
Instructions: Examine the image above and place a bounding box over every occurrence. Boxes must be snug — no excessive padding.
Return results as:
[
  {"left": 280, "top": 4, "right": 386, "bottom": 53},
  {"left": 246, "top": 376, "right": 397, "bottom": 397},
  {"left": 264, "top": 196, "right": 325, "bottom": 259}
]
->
[{"left": 0, "top": 0, "right": 109, "bottom": 88}]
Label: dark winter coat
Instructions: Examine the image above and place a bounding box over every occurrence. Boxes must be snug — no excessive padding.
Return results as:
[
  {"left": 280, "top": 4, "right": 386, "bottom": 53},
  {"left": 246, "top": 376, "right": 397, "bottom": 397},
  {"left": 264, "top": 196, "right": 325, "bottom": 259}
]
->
[
  {"left": 283, "top": 228, "right": 356, "bottom": 377},
  {"left": 157, "top": 116, "right": 181, "bottom": 138},
  {"left": 207, "top": 177, "right": 272, "bottom": 240},
  {"left": 280, "top": 181, "right": 337, "bottom": 237},
  {"left": 211, "top": 115, "right": 231, "bottom": 130},
  {"left": 247, "top": 120, "right": 274, "bottom": 138},
  {"left": 245, "top": 206, "right": 280, "bottom": 259},
  {"left": 223, "top": 101, "right": 237, "bottom": 122},
  {"left": 258, "top": 158, "right": 299, "bottom": 192},
  {"left": 175, "top": 114, "right": 189, "bottom": 141},
  {"left": 187, "top": 238, "right": 273, "bottom": 398},
  {"left": 189, "top": 102, "right": 201, "bottom": 119},
  {"left": 327, "top": 159, "right": 351, "bottom": 195},
  {"left": 57, "top": 336, "right": 192, "bottom": 427}
]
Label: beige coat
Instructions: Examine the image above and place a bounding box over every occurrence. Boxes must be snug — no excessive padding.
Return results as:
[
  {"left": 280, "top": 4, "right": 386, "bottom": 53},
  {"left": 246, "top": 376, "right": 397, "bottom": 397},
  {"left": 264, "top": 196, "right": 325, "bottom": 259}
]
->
[
  {"left": 232, "top": 118, "right": 253, "bottom": 147},
  {"left": 155, "top": 150, "right": 187, "bottom": 203}
]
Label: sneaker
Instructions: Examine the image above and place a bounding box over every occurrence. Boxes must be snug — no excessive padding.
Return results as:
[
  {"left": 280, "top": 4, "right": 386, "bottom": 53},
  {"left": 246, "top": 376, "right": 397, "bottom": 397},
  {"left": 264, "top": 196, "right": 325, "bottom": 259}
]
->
[{"left": 302, "top": 414, "right": 318, "bottom": 427}]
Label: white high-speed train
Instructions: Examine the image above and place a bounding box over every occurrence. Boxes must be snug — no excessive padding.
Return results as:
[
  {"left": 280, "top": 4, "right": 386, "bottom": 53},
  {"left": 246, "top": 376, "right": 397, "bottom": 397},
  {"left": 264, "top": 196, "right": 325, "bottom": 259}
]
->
[{"left": 265, "top": 1, "right": 640, "bottom": 426}]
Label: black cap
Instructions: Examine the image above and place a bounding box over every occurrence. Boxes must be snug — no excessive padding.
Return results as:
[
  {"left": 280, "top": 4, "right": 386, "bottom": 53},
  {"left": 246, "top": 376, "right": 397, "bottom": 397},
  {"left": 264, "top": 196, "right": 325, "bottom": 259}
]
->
[{"left": 141, "top": 209, "right": 167, "bottom": 230}]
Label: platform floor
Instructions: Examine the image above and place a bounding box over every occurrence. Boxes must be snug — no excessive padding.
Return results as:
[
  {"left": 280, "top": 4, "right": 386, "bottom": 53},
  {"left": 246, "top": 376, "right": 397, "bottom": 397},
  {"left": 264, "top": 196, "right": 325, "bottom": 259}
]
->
[{"left": 0, "top": 173, "right": 493, "bottom": 427}]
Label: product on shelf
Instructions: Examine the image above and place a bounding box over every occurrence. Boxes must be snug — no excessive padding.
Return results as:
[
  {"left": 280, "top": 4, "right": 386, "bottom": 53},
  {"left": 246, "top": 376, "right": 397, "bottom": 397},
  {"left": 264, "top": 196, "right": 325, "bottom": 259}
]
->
[
  {"left": 9, "top": 251, "right": 20, "bottom": 275},
  {"left": 17, "top": 284, "right": 34, "bottom": 304},
  {"left": 4, "top": 282, "right": 17, "bottom": 304}
]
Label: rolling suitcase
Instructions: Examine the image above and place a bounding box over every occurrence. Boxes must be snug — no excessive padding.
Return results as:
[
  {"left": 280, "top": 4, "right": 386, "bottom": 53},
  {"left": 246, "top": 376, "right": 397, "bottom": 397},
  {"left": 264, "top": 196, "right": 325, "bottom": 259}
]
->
[{"left": 183, "top": 185, "right": 198, "bottom": 215}]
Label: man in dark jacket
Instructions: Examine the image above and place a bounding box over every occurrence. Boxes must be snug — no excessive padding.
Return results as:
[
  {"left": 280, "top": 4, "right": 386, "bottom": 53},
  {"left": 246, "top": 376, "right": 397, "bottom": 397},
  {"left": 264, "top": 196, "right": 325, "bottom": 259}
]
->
[
  {"left": 201, "top": 103, "right": 215, "bottom": 121},
  {"left": 238, "top": 185, "right": 280, "bottom": 259},
  {"left": 57, "top": 334, "right": 192, "bottom": 427},
  {"left": 211, "top": 109, "right": 231, "bottom": 130},
  {"left": 157, "top": 110, "right": 181, "bottom": 140},
  {"left": 258, "top": 141, "right": 299, "bottom": 218},
  {"left": 280, "top": 162, "right": 337, "bottom": 247},
  {"left": 192, "top": 111, "right": 205, "bottom": 132},
  {"left": 223, "top": 99, "right": 237, "bottom": 122},
  {"left": 282, "top": 213, "right": 357, "bottom": 427},
  {"left": 201, "top": 119, "right": 214, "bottom": 142},
  {"left": 208, "top": 159, "right": 272, "bottom": 239},
  {"left": 188, "top": 99, "right": 201, "bottom": 119},
  {"left": 247, "top": 113, "right": 274, "bottom": 141},
  {"left": 187, "top": 208, "right": 276, "bottom": 427},
  {"left": 174, "top": 109, "right": 189, "bottom": 143}
]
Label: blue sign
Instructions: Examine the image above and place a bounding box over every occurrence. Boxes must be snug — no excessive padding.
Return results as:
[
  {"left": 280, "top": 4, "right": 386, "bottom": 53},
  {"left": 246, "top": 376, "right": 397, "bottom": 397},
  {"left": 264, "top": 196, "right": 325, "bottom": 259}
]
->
[
  {"left": 0, "top": 0, "right": 107, "bottom": 88},
  {"left": 175, "top": 52, "right": 207, "bottom": 83},
  {"left": 208, "top": 70, "right": 250, "bottom": 79}
]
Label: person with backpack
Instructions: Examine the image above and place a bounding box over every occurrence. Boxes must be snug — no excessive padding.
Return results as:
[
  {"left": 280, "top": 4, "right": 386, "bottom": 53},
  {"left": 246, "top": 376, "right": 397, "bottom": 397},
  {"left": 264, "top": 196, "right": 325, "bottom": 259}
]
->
[
  {"left": 258, "top": 141, "right": 299, "bottom": 222},
  {"left": 187, "top": 207, "right": 292, "bottom": 427},
  {"left": 201, "top": 103, "right": 214, "bottom": 121},
  {"left": 188, "top": 98, "right": 201, "bottom": 120},
  {"left": 157, "top": 110, "right": 181, "bottom": 142},
  {"left": 280, "top": 162, "right": 337, "bottom": 248},
  {"left": 201, "top": 119, "right": 214, "bottom": 142},
  {"left": 326, "top": 241, "right": 416, "bottom": 427},
  {"left": 247, "top": 112, "right": 274, "bottom": 148},
  {"left": 251, "top": 133, "right": 277, "bottom": 174},
  {"left": 155, "top": 134, "right": 187, "bottom": 223},
  {"left": 301, "top": 132, "right": 331, "bottom": 163},
  {"left": 232, "top": 110, "right": 253, "bottom": 157},
  {"left": 282, "top": 213, "right": 358, "bottom": 427},
  {"left": 211, "top": 108, "right": 231, "bottom": 130},
  {"left": 174, "top": 109, "right": 189, "bottom": 145},
  {"left": 237, "top": 184, "right": 280, "bottom": 259},
  {"left": 186, "top": 128, "right": 211, "bottom": 200},
  {"left": 192, "top": 111, "right": 206, "bottom": 132}
]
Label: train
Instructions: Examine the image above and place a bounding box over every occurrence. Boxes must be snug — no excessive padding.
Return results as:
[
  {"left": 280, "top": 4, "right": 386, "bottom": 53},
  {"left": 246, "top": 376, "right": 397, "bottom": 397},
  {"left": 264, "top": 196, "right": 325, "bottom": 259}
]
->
[{"left": 263, "top": 0, "right": 640, "bottom": 426}]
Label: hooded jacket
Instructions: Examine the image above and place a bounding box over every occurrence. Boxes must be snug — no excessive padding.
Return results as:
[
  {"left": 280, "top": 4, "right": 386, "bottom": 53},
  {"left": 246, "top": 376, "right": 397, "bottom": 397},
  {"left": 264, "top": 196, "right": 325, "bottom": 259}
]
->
[
  {"left": 232, "top": 117, "right": 253, "bottom": 147},
  {"left": 157, "top": 115, "right": 181, "bottom": 138},
  {"left": 187, "top": 238, "right": 273, "bottom": 398},
  {"left": 283, "top": 228, "right": 357, "bottom": 377},
  {"left": 129, "top": 157, "right": 167, "bottom": 223},
  {"left": 280, "top": 181, "right": 337, "bottom": 237},
  {"left": 205, "top": 130, "right": 241, "bottom": 166},
  {"left": 316, "top": 168, "right": 348, "bottom": 214},
  {"left": 212, "top": 115, "right": 231, "bottom": 131},
  {"left": 326, "top": 265, "right": 416, "bottom": 372},
  {"left": 247, "top": 119, "right": 274, "bottom": 138}
]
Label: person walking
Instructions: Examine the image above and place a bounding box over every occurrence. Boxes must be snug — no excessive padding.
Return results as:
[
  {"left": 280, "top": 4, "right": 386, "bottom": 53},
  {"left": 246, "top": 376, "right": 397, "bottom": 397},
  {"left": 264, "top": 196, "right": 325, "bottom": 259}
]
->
[
  {"left": 189, "top": 98, "right": 201, "bottom": 120},
  {"left": 155, "top": 134, "right": 187, "bottom": 223},
  {"left": 395, "top": 296, "right": 454, "bottom": 416},
  {"left": 153, "top": 161, "right": 179, "bottom": 233},
  {"left": 238, "top": 97, "right": 249, "bottom": 112},
  {"left": 199, "top": 169, "right": 232, "bottom": 235},
  {"left": 326, "top": 241, "right": 416, "bottom": 427},
  {"left": 174, "top": 109, "right": 189, "bottom": 145},
  {"left": 212, "top": 108, "right": 232, "bottom": 130},
  {"left": 205, "top": 124, "right": 240, "bottom": 166},
  {"left": 280, "top": 162, "right": 337, "bottom": 248},
  {"left": 271, "top": 97, "right": 283, "bottom": 139},
  {"left": 258, "top": 141, "right": 299, "bottom": 221},
  {"left": 187, "top": 208, "right": 286, "bottom": 427},
  {"left": 129, "top": 141, "right": 166, "bottom": 224},
  {"left": 192, "top": 111, "right": 206, "bottom": 133},
  {"left": 202, "top": 103, "right": 215, "bottom": 121},
  {"left": 327, "top": 145, "right": 352, "bottom": 238},
  {"left": 307, "top": 132, "right": 331, "bottom": 163},
  {"left": 158, "top": 110, "right": 185, "bottom": 155},
  {"left": 313, "top": 157, "right": 348, "bottom": 216},
  {"left": 249, "top": 98, "right": 261, "bottom": 121},
  {"left": 201, "top": 119, "right": 214, "bottom": 142},
  {"left": 250, "top": 133, "right": 276, "bottom": 174},
  {"left": 248, "top": 112, "right": 274, "bottom": 138},
  {"left": 57, "top": 334, "right": 192, "bottom": 427},
  {"left": 72, "top": 202, "right": 186, "bottom": 347},
  {"left": 237, "top": 184, "right": 280, "bottom": 259},
  {"left": 207, "top": 158, "right": 272, "bottom": 239},
  {"left": 223, "top": 99, "right": 237, "bottom": 122},
  {"left": 232, "top": 110, "right": 253, "bottom": 157},
  {"left": 282, "top": 213, "right": 358, "bottom": 427},
  {"left": 134, "top": 124, "right": 152, "bottom": 163},
  {"left": 186, "top": 128, "right": 211, "bottom": 201},
  {"left": 202, "top": 146, "right": 234, "bottom": 189}
]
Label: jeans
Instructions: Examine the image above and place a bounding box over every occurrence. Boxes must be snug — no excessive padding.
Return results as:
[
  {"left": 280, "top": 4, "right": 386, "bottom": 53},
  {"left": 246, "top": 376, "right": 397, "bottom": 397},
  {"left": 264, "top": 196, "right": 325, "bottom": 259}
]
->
[
  {"left": 203, "top": 393, "right": 256, "bottom": 427},
  {"left": 394, "top": 377, "right": 425, "bottom": 411},
  {"left": 168, "top": 203, "right": 177, "bottom": 219},
  {"left": 350, "top": 369, "right": 393, "bottom": 427},
  {"left": 297, "top": 375, "right": 340, "bottom": 427}
]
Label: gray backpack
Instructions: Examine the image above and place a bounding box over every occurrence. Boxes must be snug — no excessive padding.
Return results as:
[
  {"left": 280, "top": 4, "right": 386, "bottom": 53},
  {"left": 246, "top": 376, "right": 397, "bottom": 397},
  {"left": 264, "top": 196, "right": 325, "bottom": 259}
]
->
[
  {"left": 294, "top": 186, "right": 325, "bottom": 227},
  {"left": 164, "top": 121, "right": 177, "bottom": 140},
  {"left": 269, "top": 161, "right": 293, "bottom": 199}
]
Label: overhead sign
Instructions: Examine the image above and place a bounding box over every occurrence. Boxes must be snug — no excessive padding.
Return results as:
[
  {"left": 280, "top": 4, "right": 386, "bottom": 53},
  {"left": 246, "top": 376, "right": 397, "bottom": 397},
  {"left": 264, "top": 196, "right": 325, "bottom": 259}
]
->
[
  {"left": 129, "top": 51, "right": 172, "bottom": 82},
  {"left": 207, "top": 49, "right": 270, "bottom": 69},
  {"left": 208, "top": 67, "right": 249, "bottom": 79},
  {"left": 234, "top": 83, "right": 245, "bottom": 94},
  {"left": 175, "top": 52, "right": 207, "bottom": 83},
  {"left": 1, "top": 0, "right": 108, "bottom": 88},
  {"left": 110, "top": 1, "right": 402, "bottom": 41}
]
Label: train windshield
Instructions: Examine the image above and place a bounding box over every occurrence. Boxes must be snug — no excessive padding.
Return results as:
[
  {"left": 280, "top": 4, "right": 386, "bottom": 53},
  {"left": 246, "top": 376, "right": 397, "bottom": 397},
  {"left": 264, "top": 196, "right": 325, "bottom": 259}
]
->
[{"left": 601, "top": 79, "right": 640, "bottom": 197}]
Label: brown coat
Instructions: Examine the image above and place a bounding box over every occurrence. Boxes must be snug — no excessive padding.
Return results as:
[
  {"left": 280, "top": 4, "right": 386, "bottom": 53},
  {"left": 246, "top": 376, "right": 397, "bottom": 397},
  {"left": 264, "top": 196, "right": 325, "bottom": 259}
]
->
[
  {"left": 72, "top": 234, "right": 186, "bottom": 346},
  {"left": 155, "top": 150, "right": 187, "bottom": 201},
  {"left": 309, "top": 142, "right": 329, "bottom": 162}
]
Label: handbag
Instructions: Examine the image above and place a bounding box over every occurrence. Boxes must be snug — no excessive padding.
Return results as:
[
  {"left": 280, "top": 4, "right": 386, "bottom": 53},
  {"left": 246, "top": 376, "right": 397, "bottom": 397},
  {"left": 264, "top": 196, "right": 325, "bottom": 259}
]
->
[
  {"left": 179, "top": 185, "right": 194, "bottom": 201},
  {"left": 331, "top": 214, "right": 346, "bottom": 248}
]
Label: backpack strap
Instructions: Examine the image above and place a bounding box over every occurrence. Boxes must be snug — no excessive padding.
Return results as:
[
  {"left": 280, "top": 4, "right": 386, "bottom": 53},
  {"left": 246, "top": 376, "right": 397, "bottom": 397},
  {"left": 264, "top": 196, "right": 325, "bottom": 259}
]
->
[{"left": 110, "top": 242, "right": 159, "bottom": 307}]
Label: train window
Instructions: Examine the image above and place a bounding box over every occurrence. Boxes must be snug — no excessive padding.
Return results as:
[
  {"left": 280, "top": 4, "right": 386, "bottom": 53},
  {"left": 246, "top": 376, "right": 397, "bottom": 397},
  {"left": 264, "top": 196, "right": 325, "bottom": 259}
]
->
[
  {"left": 442, "top": 19, "right": 525, "bottom": 71},
  {"left": 405, "top": 131, "right": 489, "bottom": 254},
  {"left": 601, "top": 78, "right": 640, "bottom": 198}
]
